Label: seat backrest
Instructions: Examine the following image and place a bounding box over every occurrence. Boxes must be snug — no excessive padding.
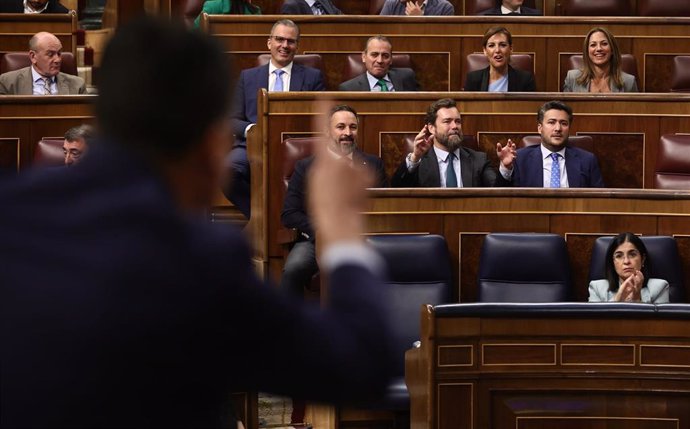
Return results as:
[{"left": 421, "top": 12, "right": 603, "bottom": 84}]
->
[
  {"left": 33, "top": 138, "right": 64, "bottom": 167},
  {"left": 343, "top": 53, "right": 412, "bottom": 83},
  {"left": 566, "top": 54, "right": 638, "bottom": 87},
  {"left": 257, "top": 53, "right": 324, "bottom": 72},
  {"left": 588, "top": 236, "right": 685, "bottom": 302},
  {"left": 670, "top": 56, "right": 690, "bottom": 93},
  {"left": 654, "top": 134, "right": 690, "bottom": 190},
  {"left": 369, "top": 0, "right": 386, "bottom": 14},
  {"left": 0, "top": 52, "right": 78, "bottom": 76},
  {"left": 478, "top": 233, "right": 572, "bottom": 302},
  {"left": 638, "top": 0, "right": 690, "bottom": 16},
  {"left": 281, "top": 137, "right": 319, "bottom": 189},
  {"left": 365, "top": 234, "right": 452, "bottom": 375},
  {"left": 519, "top": 135, "right": 594, "bottom": 153},
  {"left": 181, "top": 0, "right": 205, "bottom": 27},
  {"left": 560, "top": 0, "right": 632, "bottom": 15},
  {"left": 465, "top": 0, "right": 537, "bottom": 14}
]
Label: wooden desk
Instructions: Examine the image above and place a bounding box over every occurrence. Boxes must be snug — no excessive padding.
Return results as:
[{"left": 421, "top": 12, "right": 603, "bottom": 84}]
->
[
  {"left": 406, "top": 303, "right": 690, "bottom": 429},
  {"left": 204, "top": 15, "right": 690, "bottom": 92},
  {"left": 247, "top": 91, "right": 690, "bottom": 300},
  {"left": 0, "top": 12, "right": 76, "bottom": 56}
]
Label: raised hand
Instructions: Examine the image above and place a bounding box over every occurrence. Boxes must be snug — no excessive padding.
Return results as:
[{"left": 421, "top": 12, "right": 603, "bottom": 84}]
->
[
  {"left": 496, "top": 139, "right": 517, "bottom": 170},
  {"left": 405, "top": 1, "right": 424, "bottom": 15},
  {"left": 409, "top": 124, "right": 433, "bottom": 163}
]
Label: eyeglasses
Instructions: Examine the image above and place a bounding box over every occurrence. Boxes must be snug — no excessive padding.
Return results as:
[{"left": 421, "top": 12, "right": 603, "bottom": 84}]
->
[{"left": 270, "top": 36, "right": 298, "bottom": 46}]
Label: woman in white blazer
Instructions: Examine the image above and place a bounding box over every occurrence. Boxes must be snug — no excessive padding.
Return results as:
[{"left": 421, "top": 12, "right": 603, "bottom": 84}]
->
[
  {"left": 588, "top": 232, "right": 669, "bottom": 303},
  {"left": 563, "top": 27, "right": 638, "bottom": 93}
]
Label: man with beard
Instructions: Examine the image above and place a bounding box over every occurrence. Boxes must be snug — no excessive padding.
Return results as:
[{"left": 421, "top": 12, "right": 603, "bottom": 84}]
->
[
  {"left": 280, "top": 104, "right": 387, "bottom": 297},
  {"left": 391, "top": 98, "right": 496, "bottom": 187},
  {"left": 495, "top": 100, "right": 605, "bottom": 187}
]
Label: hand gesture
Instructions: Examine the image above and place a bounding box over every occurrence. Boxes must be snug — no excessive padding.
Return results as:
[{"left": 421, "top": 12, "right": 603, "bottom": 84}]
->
[
  {"left": 409, "top": 125, "right": 433, "bottom": 163},
  {"left": 496, "top": 139, "right": 517, "bottom": 170},
  {"left": 405, "top": 1, "right": 424, "bottom": 15},
  {"left": 614, "top": 270, "right": 644, "bottom": 302}
]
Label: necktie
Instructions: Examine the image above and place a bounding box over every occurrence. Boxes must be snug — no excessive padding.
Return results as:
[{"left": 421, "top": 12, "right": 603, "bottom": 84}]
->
[
  {"left": 377, "top": 79, "right": 389, "bottom": 92},
  {"left": 43, "top": 77, "right": 51, "bottom": 95},
  {"left": 273, "top": 69, "right": 285, "bottom": 92},
  {"left": 507, "top": 11, "right": 520, "bottom": 15},
  {"left": 550, "top": 152, "right": 561, "bottom": 188},
  {"left": 446, "top": 152, "right": 458, "bottom": 188},
  {"left": 312, "top": 0, "right": 325, "bottom": 14}
]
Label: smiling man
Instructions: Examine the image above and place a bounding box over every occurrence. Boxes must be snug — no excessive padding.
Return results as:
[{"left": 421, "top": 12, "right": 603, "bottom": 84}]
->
[
  {"left": 339, "top": 36, "right": 419, "bottom": 92},
  {"left": 228, "top": 19, "right": 325, "bottom": 218},
  {"left": 495, "top": 100, "right": 605, "bottom": 187},
  {"left": 478, "top": 0, "right": 542, "bottom": 15},
  {"left": 0, "top": 31, "right": 85, "bottom": 95}
]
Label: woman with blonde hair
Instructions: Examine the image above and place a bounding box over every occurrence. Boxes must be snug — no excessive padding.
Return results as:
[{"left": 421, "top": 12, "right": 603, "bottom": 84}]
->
[{"left": 563, "top": 27, "right": 637, "bottom": 93}]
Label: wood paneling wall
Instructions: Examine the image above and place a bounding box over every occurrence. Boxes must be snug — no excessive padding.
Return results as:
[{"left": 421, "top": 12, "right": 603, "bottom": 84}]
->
[{"left": 0, "top": 12, "right": 77, "bottom": 56}]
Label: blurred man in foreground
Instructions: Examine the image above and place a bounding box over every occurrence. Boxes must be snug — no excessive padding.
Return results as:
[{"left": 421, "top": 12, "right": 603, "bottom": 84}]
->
[{"left": 0, "top": 16, "right": 394, "bottom": 428}]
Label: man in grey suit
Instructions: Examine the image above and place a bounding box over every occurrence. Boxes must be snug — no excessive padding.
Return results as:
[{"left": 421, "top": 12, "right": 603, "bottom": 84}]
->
[
  {"left": 0, "top": 31, "right": 85, "bottom": 95},
  {"left": 280, "top": 0, "right": 342, "bottom": 14},
  {"left": 391, "top": 98, "right": 496, "bottom": 188},
  {"left": 339, "top": 36, "right": 419, "bottom": 92}
]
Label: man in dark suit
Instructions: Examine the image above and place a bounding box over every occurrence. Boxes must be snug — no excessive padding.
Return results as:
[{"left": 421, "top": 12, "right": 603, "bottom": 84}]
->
[
  {"left": 339, "top": 35, "right": 419, "bottom": 92},
  {"left": 280, "top": 0, "right": 342, "bottom": 14},
  {"left": 391, "top": 98, "right": 496, "bottom": 188},
  {"left": 0, "top": 31, "right": 86, "bottom": 95},
  {"left": 495, "top": 100, "right": 605, "bottom": 187},
  {"left": 0, "top": 0, "right": 68, "bottom": 13},
  {"left": 478, "top": 0, "right": 542, "bottom": 15},
  {"left": 0, "top": 17, "right": 394, "bottom": 428},
  {"left": 280, "top": 104, "right": 387, "bottom": 297},
  {"left": 228, "top": 19, "right": 325, "bottom": 218}
]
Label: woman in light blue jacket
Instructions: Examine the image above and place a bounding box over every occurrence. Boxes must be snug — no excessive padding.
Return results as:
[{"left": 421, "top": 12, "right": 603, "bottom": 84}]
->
[{"left": 589, "top": 232, "right": 669, "bottom": 303}]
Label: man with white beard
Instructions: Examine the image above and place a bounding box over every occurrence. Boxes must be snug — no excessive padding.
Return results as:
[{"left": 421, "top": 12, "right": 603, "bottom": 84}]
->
[
  {"left": 280, "top": 104, "right": 387, "bottom": 297},
  {"left": 391, "top": 98, "right": 497, "bottom": 187}
]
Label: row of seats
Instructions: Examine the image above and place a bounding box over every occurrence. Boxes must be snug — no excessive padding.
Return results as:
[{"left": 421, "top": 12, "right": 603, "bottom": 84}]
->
[{"left": 282, "top": 134, "right": 690, "bottom": 191}]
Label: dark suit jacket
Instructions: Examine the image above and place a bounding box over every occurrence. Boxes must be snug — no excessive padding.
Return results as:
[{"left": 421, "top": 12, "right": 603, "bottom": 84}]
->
[
  {"left": 495, "top": 144, "right": 605, "bottom": 187},
  {"left": 0, "top": 0, "right": 68, "bottom": 13},
  {"left": 338, "top": 68, "right": 420, "bottom": 91},
  {"left": 0, "top": 141, "right": 395, "bottom": 427},
  {"left": 391, "top": 146, "right": 497, "bottom": 187},
  {"left": 280, "top": 0, "right": 342, "bottom": 14},
  {"left": 478, "top": 5, "right": 542, "bottom": 15},
  {"left": 464, "top": 65, "right": 536, "bottom": 92},
  {"left": 282, "top": 151, "right": 387, "bottom": 240},
  {"left": 231, "top": 62, "right": 325, "bottom": 146}
]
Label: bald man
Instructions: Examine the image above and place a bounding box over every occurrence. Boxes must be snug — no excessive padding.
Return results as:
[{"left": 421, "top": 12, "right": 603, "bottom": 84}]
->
[{"left": 0, "top": 31, "right": 85, "bottom": 95}]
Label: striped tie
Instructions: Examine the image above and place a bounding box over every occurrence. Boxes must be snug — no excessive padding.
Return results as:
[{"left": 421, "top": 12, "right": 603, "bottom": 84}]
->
[{"left": 43, "top": 77, "right": 52, "bottom": 95}]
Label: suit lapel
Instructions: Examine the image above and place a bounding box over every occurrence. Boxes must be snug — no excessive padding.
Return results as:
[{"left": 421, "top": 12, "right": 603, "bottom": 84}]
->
[
  {"left": 388, "top": 69, "right": 402, "bottom": 91},
  {"left": 355, "top": 74, "right": 370, "bottom": 90},
  {"left": 289, "top": 64, "right": 304, "bottom": 91},
  {"left": 459, "top": 148, "right": 472, "bottom": 187},
  {"left": 18, "top": 68, "right": 33, "bottom": 95},
  {"left": 320, "top": 0, "right": 337, "bottom": 14},
  {"left": 419, "top": 149, "right": 441, "bottom": 186},
  {"left": 56, "top": 72, "right": 70, "bottom": 95},
  {"left": 526, "top": 146, "right": 544, "bottom": 187},
  {"left": 564, "top": 147, "right": 581, "bottom": 187},
  {"left": 259, "top": 64, "right": 270, "bottom": 90},
  {"left": 479, "top": 68, "right": 490, "bottom": 91}
]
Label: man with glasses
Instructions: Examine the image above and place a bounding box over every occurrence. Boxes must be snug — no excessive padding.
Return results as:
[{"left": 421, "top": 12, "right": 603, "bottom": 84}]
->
[
  {"left": 63, "top": 124, "right": 94, "bottom": 167},
  {"left": 228, "top": 19, "right": 325, "bottom": 219}
]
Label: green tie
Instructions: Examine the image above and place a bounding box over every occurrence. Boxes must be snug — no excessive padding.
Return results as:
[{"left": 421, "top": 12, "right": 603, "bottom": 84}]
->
[{"left": 377, "top": 79, "right": 389, "bottom": 92}]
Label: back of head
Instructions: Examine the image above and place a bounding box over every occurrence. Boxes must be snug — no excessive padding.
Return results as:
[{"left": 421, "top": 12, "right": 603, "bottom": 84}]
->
[{"left": 96, "top": 16, "right": 231, "bottom": 160}]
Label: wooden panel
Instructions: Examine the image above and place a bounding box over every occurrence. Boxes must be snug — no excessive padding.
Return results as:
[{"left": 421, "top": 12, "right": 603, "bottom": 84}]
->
[
  {"left": 0, "top": 12, "right": 77, "bottom": 56},
  {"left": 438, "top": 345, "right": 473, "bottom": 367},
  {"left": 437, "top": 383, "right": 473, "bottom": 429},
  {"left": 561, "top": 344, "right": 635, "bottom": 366},
  {"left": 482, "top": 344, "right": 556, "bottom": 365},
  {"left": 640, "top": 345, "right": 690, "bottom": 368},
  {"left": 0, "top": 138, "right": 20, "bottom": 172}
]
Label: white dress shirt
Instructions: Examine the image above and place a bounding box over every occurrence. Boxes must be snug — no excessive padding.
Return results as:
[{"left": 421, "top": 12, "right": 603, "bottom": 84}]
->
[
  {"left": 365, "top": 72, "right": 395, "bottom": 92},
  {"left": 405, "top": 145, "right": 463, "bottom": 187},
  {"left": 31, "top": 66, "right": 56, "bottom": 95},
  {"left": 268, "top": 61, "right": 293, "bottom": 92},
  {"left": 540, "top": 145, "right": 568, "bottom": 188}
]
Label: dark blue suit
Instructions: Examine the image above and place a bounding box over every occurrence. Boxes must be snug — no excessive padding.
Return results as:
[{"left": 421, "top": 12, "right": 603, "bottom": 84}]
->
[
  {"left": 495, "top": 144, "right": 605, "bottom": 187},
  {"left": 228, "top": 63, "right": 325, "bottom": 217},
  {"left": 0, "top": 142, "right": 394, "bottom": 428},
  {"left": 477, "top": 5, "right": 542, "bottom": 15}
]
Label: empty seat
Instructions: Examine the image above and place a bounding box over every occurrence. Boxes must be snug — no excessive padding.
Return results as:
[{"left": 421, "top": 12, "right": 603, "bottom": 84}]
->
[
  {"left": 33, "top": 138, "right": 64, "bottom": 167},
  {"left": 343, "top": 53, "right": 412, "bottom": 83},
  {"left": 638, "top": 0, "right": 690, "bottom": 16},
  {"left": 670, "top": 56, "right": 690, "bottom": 92},
  {"left": 0, "top": 52, "right": 78, "bottom": 76},
  {"left": 654, "top": 134, "right": 690, "bottom": 190},
  {"left": 478, "top": 233, "right": 572, "bottom": 302},
  {"left": 589, "top": 236, "right": 685, "bottom": 302},
  {"left": 560, "top": 0, "right": 632, "bottom": 16}
]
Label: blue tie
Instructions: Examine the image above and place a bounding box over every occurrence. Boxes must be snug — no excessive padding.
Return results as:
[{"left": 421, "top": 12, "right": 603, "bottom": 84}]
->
[
  {"left": 446, "top": 152, "right": 458, "bottom": 188},
  {"left": 273, "top": 69, "right": 285, "bottom": 92},
  {"left": 550, "top": 152, "right": 561, "bottom": 188}
]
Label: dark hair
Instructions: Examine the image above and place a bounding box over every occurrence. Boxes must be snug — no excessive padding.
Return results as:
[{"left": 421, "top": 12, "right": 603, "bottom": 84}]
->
[
  {"left": 482, "top": 26, "right": 512, "bottom": 47},
  {"left": 270, "top": 19, "right": 300, "bottom": 40},
  {"left": 230, "top": 0, "right": 260, "bottom": 14},
  {"left": 329, "top": 104, "right": 358, "bottom": 121},
  {"left": 64, "top": 124, "right": 95, "bottom": 143},
  {"left": 604, "top": 232, "right": 650, "bottom": 293},
  {"left": 537, "top": 100, "right": 573, "bottom": 124},
  {"left": 364, "top": 35, "right": 392, "bottom": 52},
  {"left": 95, "top": 16, "right": 231, "bottom": 160},
  {"left": 576, "top": 27, "right": 624, "bottom": 90},
  {"left": 425, "top": 98, "right": 457, "bottom": 126}
]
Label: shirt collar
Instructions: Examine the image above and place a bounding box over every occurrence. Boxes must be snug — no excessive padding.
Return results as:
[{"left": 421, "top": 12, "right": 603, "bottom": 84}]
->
[
  {"left": 24, "top": 0, "right": 50, "bottom": 13},
  {"left": 500, "top": 5, "right": 521, "bottom": 13},
  {"left": 269, "top": 60, "right": 294, "bottom": 76},
  {"left": 31, "top": 65, "right": 54, "bottom": 83},
  {"left": 540, "top": 144, "right": 566, "bottom": 160},
  {"left": 433, "top": 145, "right": 460, "bottom": 162},
  {"left": 365, "top": 71, "right": 391, "bottom": 90},
  {"left": 305, "top": 0, "right": 316, "bottom": 6}
]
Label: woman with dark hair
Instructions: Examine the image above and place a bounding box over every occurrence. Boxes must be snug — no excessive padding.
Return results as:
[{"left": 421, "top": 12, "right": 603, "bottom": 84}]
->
[
  {"left": 588, "top": 232, "right": 669, "bottom": 303},
  {"left": 194, "top": 0, "right": 261, "bottom": 28},
  {"left": 563, "top": 27, "right": 637, "bottom": 93},
  {"left": 464, "top": 26, "right": 536, "bottom": 92}
]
